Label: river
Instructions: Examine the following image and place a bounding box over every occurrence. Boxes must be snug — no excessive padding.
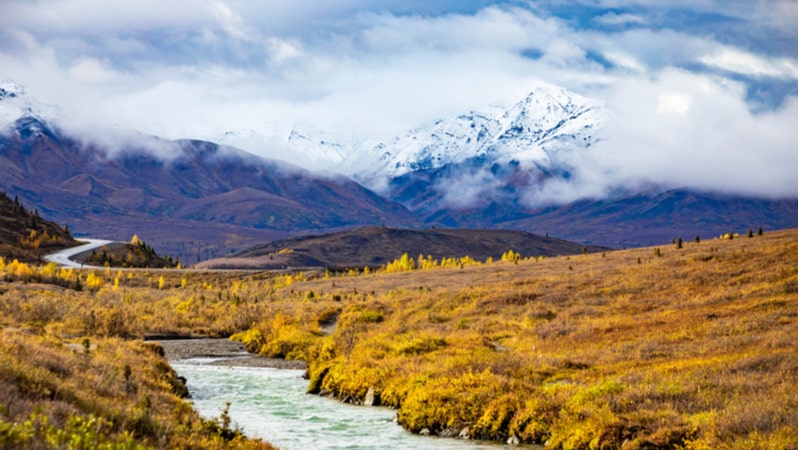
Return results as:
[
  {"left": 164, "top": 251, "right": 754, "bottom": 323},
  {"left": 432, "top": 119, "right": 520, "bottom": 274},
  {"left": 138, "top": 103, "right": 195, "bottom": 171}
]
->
[{"left": 173, "top": 358, "right": 539, "bottom": 449}]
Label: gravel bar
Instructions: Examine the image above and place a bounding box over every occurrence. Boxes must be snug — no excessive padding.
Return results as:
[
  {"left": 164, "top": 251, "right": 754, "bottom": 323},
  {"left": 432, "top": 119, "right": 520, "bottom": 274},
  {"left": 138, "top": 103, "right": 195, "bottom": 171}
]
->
[{"left": 153, "top": 338, "right": 307, "bottom": 370}]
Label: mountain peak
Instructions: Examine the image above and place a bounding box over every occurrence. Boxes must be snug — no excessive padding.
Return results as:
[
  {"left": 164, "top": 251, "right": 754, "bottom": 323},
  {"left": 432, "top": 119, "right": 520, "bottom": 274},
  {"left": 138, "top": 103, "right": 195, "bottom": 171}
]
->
[
  {"left": 0, "top": 80, "right": 60, "bottom": 135},
  {"left": 0, "top": 80, "right": 26, "bottom": 99},
  {"left": 342, "top": 86, "right": 608, "bottom": 184}
]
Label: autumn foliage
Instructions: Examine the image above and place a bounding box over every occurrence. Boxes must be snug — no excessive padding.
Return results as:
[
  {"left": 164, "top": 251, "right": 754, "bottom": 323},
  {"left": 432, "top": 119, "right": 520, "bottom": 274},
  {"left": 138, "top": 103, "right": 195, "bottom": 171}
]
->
[
  {"left": 0, "top": 229, "right": 795, "bottom": 449},
  {"left": 244, "top": 230, "right": 798, "bottom": 448}
]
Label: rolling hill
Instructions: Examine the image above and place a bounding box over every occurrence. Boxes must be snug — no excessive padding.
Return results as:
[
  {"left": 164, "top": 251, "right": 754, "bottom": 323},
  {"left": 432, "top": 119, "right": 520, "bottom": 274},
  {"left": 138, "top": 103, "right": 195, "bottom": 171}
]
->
[{"left": 196, "top": 226, "right": 609, "bottom": 270}]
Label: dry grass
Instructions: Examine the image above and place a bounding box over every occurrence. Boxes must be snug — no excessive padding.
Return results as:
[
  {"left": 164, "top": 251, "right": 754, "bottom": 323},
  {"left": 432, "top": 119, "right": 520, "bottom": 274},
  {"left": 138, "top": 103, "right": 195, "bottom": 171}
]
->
[
  {"left": 275, "top": 230, "right": 798, "bottom": 448},
  {"left": 0, "top": 229, "right": 795, "bottom": 448},
  {"left": 0, "top": 329, "right": 276, "bottom": 449}
]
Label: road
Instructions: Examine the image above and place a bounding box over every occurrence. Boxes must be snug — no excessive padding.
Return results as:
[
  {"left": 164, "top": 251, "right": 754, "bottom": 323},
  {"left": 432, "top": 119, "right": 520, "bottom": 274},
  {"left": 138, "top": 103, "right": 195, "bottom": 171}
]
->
[
  {"left": 43, "top": 239, "right": 115, "bottom": 269},
  {"left": 43, "top": 239, "right": 303, "bottom": 274}
]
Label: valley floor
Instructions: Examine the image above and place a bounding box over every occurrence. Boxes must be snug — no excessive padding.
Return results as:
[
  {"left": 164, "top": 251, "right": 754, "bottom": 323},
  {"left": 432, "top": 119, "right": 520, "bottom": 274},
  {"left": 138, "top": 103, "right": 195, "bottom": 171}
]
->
[{"left": 0, "top": 229, "right": 795, "bottom": 449}]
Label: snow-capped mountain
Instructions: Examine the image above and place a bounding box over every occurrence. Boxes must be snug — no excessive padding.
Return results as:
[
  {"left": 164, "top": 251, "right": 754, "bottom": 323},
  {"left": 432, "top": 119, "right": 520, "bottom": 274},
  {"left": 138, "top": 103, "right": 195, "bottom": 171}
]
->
[
  {"left": 285, "top": 125, "right": 366, "bottom": 172},
  {"left": 280, "top": 84, "right": 608, "bottom": 189},
  {"left": 0, "top": 81, "right": 59, "bottom": 131},
  {"left": 0, "top": 81, "right": 33, "bottom": 130},
  {"left": 369, "top": 86, "right": 606, "bottom": 180}
]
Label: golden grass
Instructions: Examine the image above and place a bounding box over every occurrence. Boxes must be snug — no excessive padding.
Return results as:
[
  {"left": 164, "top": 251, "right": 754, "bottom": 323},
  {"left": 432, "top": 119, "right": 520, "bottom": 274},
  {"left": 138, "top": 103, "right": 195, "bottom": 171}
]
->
[
  {"left": 0, "top": 330, "right": 275, "bottom": 449},
  {"left": 270, "top": 230, "right": 798, "bottom": 448},
  {"left": 0, "top": 229, "right": 795, "bottom": 448}
]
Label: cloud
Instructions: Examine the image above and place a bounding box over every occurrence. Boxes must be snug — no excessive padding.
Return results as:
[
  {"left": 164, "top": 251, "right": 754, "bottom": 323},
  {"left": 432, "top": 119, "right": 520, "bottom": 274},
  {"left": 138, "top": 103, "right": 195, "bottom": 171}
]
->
[
  {"left": 0, "top": 1, "right": 795, "bottom": 201},
  {"left": 601, "top": 51, "right": 646, "bottom": 73},
  {"left": 211, "top": 1, "right": 250, "bottom": 40},
  {"left": 700, "top": 47, "right": 798, "bottom": 79},
  {"left": 68, "top": 57, "right": 119, "bottom": 83},
  {"left": 562, "top": 69, "right": 798, "bottom": 199},
  {"left": 593, "top": 12, "right": 648, "bottom": 26},
  {"left": 436, "top": 166, "right": 506, "bottom": 209}
]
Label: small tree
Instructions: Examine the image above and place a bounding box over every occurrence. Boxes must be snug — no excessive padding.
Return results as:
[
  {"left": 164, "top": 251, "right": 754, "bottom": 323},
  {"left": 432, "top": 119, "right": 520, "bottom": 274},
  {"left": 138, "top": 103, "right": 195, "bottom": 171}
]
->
[
  {"left": 695, "top": 235, "right": 701, "bottom": 243},
  {"left": 747, "top": 228, "right": 754, "bottom": 238},
  {"left": 676, "top": 237, "right": 683, "bottom": 249},
  {"left": 757, "top": 226, "right": 763, "bottom": 236}
]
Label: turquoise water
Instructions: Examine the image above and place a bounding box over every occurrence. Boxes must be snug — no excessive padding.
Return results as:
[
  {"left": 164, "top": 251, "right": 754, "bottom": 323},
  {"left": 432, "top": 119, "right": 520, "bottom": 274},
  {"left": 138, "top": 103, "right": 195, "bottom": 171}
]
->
[{"left": 173, "top": 359, "right": 537, "bottom": 449}]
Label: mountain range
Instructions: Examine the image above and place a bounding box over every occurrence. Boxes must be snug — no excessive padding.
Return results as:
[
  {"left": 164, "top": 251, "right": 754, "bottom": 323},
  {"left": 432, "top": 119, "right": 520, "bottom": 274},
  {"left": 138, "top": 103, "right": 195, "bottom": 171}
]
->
[
  {"left": 0, "top": 80, "right": 795, "bottom": 263},
  {"left": 0, "top": 82, "right": 418, "bottom": 262},
  {"left": 281, "top": 85, "right": 605, "bottom": 185}
]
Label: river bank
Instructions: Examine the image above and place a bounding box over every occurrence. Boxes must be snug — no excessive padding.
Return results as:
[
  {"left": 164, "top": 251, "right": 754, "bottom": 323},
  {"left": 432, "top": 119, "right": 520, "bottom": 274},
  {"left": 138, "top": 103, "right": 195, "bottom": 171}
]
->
[{"left": 155, "top": 337, "right": 307, "bottom": 369}]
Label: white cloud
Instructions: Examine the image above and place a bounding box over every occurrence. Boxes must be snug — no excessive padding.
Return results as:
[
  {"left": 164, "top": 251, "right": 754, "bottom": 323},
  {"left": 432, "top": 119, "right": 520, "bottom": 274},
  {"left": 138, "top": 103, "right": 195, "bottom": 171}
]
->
[
  {"left": 656, "top": 92, "right": 693, "bottom": 115},
  {"left": 68, "top": 57, "right": 119, "bottom": 83},
  {"left": 211, "top": 1, "right": 249, "bottom": 40},
  {"left": 594, "top": 12, "right": 648, "bottom": 26},
  {"left": 266, "top": 37, "right": 303, "bottom": 63},
  {"left": 602, "top": 51, "right": 646, "bottom": 73},
  {"left": 582, "top": 70, "right": 797, "bottom": 198},
  {"left": 0, "top": 1, "right": 795, "bottom": 200},
  {"left": 700, "top": 47, "right": 798, "bottom": 80}
]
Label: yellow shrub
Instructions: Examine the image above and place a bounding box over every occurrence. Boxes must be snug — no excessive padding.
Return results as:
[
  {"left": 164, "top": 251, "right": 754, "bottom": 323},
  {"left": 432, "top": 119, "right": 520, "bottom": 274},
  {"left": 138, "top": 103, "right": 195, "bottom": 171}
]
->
[{"left": 385, "top": 253, "right": 415, "bottom": 273}]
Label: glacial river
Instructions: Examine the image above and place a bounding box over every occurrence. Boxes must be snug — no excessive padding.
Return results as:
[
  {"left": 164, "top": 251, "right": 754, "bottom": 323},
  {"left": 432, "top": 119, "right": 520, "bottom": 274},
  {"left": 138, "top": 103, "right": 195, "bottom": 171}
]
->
[{"left": 173, "top": 359, "right": 539, "bottom": 449}]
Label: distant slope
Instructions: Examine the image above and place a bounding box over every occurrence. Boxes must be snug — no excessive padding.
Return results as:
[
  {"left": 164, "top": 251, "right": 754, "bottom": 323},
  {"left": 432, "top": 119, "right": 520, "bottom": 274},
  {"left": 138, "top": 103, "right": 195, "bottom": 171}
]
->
[
  {"left": 0, "top": 191, "right": 76, "bottom": 263},
  {"left": 0, "top": 117, "right": 419, "bottom": 263},
  {"left": 196, "top": 226, "right": 609, "bottom": 269},
  {"left": 481, "top": 189, "right": 798, "bottom": 248}
]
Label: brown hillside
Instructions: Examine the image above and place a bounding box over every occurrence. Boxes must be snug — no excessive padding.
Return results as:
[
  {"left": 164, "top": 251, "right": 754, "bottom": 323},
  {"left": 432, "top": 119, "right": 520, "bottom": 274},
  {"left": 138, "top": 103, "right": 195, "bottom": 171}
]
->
[
  {"left": 0, "top": 119, "right": 419, "bottom": 264},
  {"left": 197, "top": 226, "right": 609, "bottom": 269},
  {"left": 0, "top": 191, "right": 76, "bottom": 262}
]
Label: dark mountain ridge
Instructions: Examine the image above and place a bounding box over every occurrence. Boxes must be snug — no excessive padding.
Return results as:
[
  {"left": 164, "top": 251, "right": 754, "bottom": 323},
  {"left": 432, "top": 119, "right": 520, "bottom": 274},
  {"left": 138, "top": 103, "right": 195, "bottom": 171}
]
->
[
  {"left": 0, "top": 117, "right": 419, "bottom": 262},
  {"left": 196, "top": 226, "right": 609, "bottom": 270},
  {"left": 385, "top": 158, "right": 797, "bottom": 247}
]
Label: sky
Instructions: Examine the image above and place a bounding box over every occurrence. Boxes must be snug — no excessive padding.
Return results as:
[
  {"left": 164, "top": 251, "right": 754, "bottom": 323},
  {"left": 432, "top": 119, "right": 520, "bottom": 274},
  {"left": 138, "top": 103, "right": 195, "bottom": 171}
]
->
[{"left": 0, "top": 0, "right": 797, "bottom": 199}]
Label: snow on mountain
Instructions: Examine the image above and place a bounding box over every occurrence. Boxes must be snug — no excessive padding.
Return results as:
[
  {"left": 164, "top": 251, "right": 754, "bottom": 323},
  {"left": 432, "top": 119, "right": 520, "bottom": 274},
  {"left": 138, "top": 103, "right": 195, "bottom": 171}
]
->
[
  {"left": 2, "top": 79, "right": 607, "bottom": 189},
  {"left": 0, "top": 80, "right": 59, "bottom": 136},
  {"left": 214, "top": 124, "right": 375, "bottom": 174},
  {"left": 286, "top": 125, "right": 352, "bottom": 169},
  {"left": 281, "top": 84, "right": 608, "bottom": 188},
  {"left": 0, "top": 80, "right": 33, "bottom": 131}
]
